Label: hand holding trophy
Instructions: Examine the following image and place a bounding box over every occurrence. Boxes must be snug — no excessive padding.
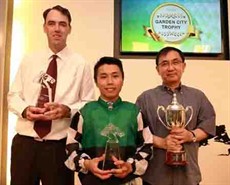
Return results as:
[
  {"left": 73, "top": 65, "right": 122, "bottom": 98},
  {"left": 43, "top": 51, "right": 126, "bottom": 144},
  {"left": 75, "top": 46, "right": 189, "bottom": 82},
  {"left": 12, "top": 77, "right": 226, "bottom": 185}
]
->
[{"left": 157, "top": 93, "right": 193, "bottom": 166}]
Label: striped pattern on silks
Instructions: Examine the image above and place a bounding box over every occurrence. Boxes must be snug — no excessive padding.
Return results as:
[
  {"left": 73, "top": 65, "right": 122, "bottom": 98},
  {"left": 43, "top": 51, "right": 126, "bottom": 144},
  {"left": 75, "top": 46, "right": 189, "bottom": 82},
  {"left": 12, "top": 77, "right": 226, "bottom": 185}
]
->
[
  {"left": 65, "top": 111, "right": 91, "bottom": 172},
  {"left": 127, "top": 143, "right": 153, "bottom": 176},
  {"left": 65, "top": 128, "right": 91, "bottom": 173},
  {"left": 130, "top": 126, "right": 153, "bottom": 176}
]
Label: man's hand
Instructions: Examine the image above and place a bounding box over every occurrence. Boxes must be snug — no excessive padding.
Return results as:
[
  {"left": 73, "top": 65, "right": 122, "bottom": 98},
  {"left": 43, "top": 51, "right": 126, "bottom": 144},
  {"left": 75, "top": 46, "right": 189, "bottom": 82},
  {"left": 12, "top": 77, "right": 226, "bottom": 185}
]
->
[
  {"left": 110, "top": 156, "right": 133, "bottom": 178},
  {"left": 170, "top": 127, "right": 194, "bottom": 144},
  {"left": 164, "top": 134, "right": 183, "bottom": 152},
  {"left": 22, "top": 103, "right": 71, "bottom": 121},
  {"left": 43, "top": 102, "right": 71, "bottom": 120},
  {"left": 22, "top": 106, "right": 47, "bottom": 121},
  {"left": 84, "top": 155, "right": 112, "bottom": 180}
]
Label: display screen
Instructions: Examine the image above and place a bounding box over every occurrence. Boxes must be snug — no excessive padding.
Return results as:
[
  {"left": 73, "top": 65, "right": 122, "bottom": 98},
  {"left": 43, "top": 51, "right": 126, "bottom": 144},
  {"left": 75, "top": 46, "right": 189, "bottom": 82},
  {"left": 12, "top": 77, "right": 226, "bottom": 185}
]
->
[{"left": 115, "top": 0, "right": 229, "bottom": 59}]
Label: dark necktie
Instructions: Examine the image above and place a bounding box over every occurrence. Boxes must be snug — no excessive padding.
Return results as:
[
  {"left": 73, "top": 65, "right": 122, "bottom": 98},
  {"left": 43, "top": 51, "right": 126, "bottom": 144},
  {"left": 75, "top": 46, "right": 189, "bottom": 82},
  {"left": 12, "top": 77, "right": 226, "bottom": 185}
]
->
[{"left": 34, "top": 55, "right": 57, "bottom": 138}]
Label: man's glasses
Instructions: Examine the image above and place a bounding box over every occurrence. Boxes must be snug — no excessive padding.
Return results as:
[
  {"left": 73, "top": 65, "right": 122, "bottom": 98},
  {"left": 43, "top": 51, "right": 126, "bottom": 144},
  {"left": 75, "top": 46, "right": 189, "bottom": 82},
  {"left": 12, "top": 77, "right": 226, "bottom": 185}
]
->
[{"left": 158, "top": 60, "right": 183, "bottom": 68}]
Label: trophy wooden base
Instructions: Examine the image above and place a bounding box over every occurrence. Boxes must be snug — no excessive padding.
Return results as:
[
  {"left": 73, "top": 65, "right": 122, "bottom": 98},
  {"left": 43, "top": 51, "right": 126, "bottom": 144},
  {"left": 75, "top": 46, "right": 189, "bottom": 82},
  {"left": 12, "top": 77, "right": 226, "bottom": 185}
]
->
[{"left": 165, "top": 151, "right": 187, "bottom": 166}]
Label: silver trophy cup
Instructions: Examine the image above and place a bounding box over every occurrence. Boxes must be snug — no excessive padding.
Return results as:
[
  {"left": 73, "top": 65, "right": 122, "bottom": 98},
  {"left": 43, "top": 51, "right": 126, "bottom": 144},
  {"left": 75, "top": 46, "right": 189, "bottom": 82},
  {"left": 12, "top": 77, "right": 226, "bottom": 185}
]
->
[{"left": 157, "top": 93, "right": 193, "bottom": 166}]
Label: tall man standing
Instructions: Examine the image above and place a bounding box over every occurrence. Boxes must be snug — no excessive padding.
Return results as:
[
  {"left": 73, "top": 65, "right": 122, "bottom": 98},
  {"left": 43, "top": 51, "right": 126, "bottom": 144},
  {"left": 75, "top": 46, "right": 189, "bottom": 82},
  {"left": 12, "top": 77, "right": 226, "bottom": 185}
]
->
[{"left": 8, "top": 5, "right": 95, "bottom": 185}]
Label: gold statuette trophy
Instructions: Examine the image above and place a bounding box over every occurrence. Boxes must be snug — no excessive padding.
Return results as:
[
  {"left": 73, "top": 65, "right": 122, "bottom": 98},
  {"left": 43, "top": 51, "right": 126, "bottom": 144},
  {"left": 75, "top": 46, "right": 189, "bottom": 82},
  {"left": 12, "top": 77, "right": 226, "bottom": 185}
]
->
[
  {"left": 157, "top": 93, "right": 193, "bottom": 166},
  {"left": 101, "top": 123, "right": 125, "bottom": 170}
]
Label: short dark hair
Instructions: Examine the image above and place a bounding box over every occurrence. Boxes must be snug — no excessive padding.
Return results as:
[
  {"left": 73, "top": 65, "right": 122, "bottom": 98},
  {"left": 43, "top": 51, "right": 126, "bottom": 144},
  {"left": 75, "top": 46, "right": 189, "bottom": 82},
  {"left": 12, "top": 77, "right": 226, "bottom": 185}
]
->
[
  {"left": 43, "top": 5, "right": 72, "bottom": 26},
  {"left": 156, "top": 47, "right": 185, "bottom": 66},
  {"left": 94, "top": 57, "right": 124, "bottom": 82}
]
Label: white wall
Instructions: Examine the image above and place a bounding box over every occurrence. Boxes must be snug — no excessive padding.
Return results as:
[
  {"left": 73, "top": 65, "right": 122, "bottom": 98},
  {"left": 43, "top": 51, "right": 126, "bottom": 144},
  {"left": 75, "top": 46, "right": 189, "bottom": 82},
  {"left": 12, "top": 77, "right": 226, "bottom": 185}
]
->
[{"left": 8, "top": 0, "right": 230, "bottom": 185}]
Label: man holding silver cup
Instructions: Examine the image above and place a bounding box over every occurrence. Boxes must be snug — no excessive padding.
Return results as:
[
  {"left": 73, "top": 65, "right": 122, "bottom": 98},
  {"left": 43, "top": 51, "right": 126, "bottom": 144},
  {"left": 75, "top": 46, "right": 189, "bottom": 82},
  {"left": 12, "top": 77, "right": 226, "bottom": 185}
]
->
[{"left": 136, "top": 47, "right": 216, "bottom": 185}]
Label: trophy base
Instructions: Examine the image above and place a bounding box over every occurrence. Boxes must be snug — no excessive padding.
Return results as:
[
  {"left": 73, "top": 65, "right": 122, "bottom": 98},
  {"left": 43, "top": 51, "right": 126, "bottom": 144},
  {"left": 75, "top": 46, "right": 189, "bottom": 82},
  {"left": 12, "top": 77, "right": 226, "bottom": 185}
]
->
[{"left": 165, "top": 151, "right": 187, "bottom": 166}]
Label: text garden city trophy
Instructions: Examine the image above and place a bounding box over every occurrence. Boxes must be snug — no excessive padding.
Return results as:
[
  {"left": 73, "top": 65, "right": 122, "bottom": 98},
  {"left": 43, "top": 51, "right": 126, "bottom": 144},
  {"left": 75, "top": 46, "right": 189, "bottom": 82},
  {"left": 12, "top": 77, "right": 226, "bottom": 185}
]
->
[
  {"left": 157, "top": 93, "right": 193, "bottom": 166},
  {"left": 101, "top": 123, "right": 125, "bottom": 170}
]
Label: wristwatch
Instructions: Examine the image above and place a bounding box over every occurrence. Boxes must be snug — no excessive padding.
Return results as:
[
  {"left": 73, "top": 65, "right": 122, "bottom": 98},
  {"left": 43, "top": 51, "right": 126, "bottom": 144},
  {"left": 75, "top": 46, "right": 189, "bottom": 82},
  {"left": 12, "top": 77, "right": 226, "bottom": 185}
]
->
[{"left": 190, "top": 130, "right": 197, "bottom": 142}]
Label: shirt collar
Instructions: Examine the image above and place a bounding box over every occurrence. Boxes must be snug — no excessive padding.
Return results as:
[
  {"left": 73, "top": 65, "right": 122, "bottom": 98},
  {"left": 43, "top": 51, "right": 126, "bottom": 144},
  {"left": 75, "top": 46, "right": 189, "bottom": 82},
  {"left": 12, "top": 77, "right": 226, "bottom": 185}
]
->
[
  {"left": 98, "top": 97, "right": 122, "bottom": 110},
  {"left": 162, "top": 83, "right": 183, "bottom": 94},
  {"left": 46, "top": 46, "right": 70, "bottom": 61}
]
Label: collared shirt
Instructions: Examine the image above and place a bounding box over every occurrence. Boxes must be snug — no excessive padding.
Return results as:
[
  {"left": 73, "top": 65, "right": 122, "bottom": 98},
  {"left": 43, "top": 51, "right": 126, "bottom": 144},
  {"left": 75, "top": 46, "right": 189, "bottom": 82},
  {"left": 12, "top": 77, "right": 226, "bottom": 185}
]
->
[
  {"left": 8, "top": 46, "right": 95, "bottom": 140},
  {"left": 136, "top": 84, "right": 216, "bottom": 185}
]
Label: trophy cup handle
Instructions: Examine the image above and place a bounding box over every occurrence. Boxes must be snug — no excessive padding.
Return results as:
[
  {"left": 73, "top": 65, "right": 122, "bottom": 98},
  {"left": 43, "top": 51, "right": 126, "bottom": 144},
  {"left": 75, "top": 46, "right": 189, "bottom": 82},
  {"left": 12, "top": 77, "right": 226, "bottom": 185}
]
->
[
  {"left": 185, "top": 106, "right": 193, "bottom": 127},
  {"left": 157, "top": 106, "right": 169, "bottom": 129}
]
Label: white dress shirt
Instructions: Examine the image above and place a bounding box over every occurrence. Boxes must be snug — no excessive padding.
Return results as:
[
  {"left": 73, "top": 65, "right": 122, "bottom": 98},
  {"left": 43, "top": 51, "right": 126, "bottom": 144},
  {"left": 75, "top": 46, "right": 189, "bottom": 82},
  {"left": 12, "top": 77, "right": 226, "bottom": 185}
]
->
[{"left": 8, "top": 46, "right": 95, "bottom": 140}]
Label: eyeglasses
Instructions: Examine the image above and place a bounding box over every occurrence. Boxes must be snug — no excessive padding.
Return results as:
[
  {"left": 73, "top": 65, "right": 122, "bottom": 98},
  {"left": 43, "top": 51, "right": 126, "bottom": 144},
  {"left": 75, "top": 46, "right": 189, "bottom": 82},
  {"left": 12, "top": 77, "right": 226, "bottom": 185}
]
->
[{"left": 158, "top": 60, "right": 183, "bottom": 68}]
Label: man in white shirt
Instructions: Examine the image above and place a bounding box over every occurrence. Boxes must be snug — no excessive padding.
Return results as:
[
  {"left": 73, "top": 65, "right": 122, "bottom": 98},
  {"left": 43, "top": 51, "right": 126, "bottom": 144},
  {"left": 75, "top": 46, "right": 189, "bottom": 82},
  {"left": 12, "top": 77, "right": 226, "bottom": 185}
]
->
[{"left": 8, "top": 5, "right": 95, "bottom": 185}]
